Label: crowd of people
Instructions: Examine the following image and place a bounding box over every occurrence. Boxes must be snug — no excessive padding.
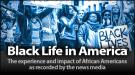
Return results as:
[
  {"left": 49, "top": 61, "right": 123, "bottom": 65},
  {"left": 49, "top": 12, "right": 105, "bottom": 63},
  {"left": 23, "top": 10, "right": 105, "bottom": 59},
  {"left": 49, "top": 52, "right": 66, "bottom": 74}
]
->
[{"left": 0, "top": 1, "right": 134, "bottom": 50}]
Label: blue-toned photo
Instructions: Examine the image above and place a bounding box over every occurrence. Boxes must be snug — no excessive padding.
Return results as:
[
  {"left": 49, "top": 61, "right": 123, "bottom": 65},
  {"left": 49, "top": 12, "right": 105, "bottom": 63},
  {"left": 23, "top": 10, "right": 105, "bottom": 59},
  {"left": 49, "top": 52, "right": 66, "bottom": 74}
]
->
[
  {"left": 0, "top": 0, "right": 134, "bottom": 50},
  {"left": 0, "top": 0, "right": 135, "bottom": 72}
]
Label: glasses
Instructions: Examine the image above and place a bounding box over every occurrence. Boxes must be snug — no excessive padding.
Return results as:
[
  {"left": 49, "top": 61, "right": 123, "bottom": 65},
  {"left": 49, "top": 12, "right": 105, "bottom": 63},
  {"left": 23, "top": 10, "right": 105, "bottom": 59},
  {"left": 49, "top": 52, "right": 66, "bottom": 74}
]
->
[{"left": 104, "top": 14, "right": 110, "bottom": 16}]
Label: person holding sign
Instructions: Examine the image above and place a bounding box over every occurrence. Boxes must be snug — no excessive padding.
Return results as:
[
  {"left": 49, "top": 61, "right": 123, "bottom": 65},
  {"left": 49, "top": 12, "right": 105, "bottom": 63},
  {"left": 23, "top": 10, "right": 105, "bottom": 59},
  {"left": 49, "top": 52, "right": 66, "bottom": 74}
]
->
[{"left": 78, "top": 12, "right": 102, "bottom": 48}]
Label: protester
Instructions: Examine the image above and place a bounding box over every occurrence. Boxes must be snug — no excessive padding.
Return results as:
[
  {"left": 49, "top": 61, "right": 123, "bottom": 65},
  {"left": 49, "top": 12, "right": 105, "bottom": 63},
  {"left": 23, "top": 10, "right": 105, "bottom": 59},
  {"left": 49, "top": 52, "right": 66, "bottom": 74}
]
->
[
  {"left": 58, "top": 5, "right": 77, "bottom": 48},
  {"left": 102, "top": 10, "right": 113, "bottom": 28},
  {"left": 78, "top": 12, "right": 101, "bottom": 48}
]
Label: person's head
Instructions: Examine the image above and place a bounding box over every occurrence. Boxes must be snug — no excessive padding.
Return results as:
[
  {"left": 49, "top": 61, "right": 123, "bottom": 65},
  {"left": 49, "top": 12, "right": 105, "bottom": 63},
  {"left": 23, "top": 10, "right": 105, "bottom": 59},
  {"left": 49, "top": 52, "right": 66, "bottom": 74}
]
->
[
  {"left": 102, "top": 10, "right": 111, "bottom": 20},
  {"left": 29, "top": 6, "right": 45, "bottom": 17},
  {"left": 89, "top": 12, "right": 98, "bottom": 23},
  {"left": 68, "top": 5, "right": 77, "bottom": 15},
  {"left": 6, "top": 11, "right": 15, "bottom": 20},
  {"left": 126, "top": 1, "right": 133, "bottom": 5},
  {"left": 63, "top": 5, "right": 76, "bottom": 15},
  {"left": 1, "top": 23, "right": 7, "bottom": 30},
  {"left": 76, "top": 9, "right": 85, "bottom": 24},
  {"left": 69, "top": 6, "right": 74, "bottom": 15},
  {"left": 4, "top": 11, "right": 16, "bottom": 30},
  {"left": 77, "top": 9, "right": 84, "bottom": 19},
  {"left": 129, "top": 7, "right": 134, "bottom": 18},
  {"left": 30, "top": 6, "right": 39, "bottom": 16},
  {"left": 112, "top": 4, "right": 120, "bottom": 14},
  {"left": 1, "top": 31, "right": 7, "bottom": 40}
]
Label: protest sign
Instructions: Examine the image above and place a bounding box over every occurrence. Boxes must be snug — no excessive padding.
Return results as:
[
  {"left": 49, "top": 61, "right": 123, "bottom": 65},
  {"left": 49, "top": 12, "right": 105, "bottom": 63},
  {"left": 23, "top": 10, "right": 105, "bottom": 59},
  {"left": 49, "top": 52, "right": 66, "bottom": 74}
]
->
[{"left": 98, "top": 25, "right": 131, "bottom": 50}]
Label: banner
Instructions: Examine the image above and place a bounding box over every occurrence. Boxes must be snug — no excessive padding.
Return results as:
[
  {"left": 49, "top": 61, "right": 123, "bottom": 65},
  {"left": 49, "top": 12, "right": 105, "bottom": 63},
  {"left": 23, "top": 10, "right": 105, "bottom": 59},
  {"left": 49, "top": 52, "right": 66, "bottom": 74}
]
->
[{"left": 23, "top": 1, "right": 73, "bottom": 8}]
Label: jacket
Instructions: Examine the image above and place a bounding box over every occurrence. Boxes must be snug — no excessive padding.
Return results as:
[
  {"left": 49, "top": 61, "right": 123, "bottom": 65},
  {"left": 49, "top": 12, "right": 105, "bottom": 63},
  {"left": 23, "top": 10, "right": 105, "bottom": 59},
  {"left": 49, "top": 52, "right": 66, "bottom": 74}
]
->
[{"left": 78, "top": 21, "right": 101, "bottom": 48}]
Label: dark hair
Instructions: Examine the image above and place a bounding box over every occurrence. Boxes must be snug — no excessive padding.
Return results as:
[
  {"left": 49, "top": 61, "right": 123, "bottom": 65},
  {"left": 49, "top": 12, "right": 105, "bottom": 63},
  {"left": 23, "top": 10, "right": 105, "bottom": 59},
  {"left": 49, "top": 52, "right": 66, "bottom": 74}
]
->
[
  {"left": 102, "top": 10, "right": 111, "bottom": 17},
  {"left": 62, "top": 5, "right": 77, "bottom": 16},
  {"left": 83, "top": 12, "right": 101, "bottom": 23},
  {"left": 1, "top": 0, "right": 10, "bottom": 5},
  {"left": 57, "top": 5, "right": 77, "bottom": 19},
  {"left": 112, "top": 4, "right": 120, "bottom": 10},
  {"left": 112, "top": 4, "right": 120, "bottom": 14}
]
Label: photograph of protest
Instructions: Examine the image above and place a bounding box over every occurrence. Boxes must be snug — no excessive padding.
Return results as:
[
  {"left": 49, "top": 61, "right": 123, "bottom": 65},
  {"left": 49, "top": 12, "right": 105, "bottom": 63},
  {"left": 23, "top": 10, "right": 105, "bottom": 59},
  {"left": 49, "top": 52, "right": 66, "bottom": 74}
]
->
[{"left": 0, "top": 0, "right": 134, "bottom": 72}]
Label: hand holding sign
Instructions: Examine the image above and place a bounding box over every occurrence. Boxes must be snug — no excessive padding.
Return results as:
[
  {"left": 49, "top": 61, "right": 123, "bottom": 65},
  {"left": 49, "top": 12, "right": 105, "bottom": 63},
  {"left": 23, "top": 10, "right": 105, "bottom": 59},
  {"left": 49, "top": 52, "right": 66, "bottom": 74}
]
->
[{"left": 98, "top": 25, "right": 131, "bottom": 51}]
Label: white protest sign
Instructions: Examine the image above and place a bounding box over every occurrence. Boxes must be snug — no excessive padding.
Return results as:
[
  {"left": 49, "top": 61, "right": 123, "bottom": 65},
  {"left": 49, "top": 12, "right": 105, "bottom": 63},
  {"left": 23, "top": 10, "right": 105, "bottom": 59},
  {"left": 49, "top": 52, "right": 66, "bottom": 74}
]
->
[{"left": 98, "top": 25, "right": 131, "bottom": 50}]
